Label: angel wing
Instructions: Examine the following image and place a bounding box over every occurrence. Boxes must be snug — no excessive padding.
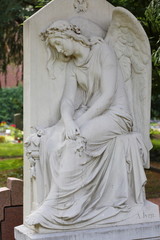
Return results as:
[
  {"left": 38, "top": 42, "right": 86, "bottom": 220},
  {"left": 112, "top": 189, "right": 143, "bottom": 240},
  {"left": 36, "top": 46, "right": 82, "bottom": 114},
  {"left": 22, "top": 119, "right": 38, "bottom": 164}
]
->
[{"left": 105, "top": 7, "right": 152, "bottom": 168}]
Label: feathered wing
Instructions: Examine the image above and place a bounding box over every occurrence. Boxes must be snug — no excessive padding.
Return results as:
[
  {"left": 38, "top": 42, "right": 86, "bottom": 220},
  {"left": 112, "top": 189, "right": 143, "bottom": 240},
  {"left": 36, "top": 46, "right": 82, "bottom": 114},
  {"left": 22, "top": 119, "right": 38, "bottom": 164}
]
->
[{"left": 105, "top": 7, "right": 152, "bottom": 168}]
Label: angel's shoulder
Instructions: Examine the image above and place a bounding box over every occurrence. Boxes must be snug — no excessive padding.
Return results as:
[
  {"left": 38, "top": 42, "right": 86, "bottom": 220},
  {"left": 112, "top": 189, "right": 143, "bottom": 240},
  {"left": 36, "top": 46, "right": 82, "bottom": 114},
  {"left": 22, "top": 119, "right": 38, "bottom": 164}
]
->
[{"left": 95, "top": 42, "right": 117, "bottom": 67}]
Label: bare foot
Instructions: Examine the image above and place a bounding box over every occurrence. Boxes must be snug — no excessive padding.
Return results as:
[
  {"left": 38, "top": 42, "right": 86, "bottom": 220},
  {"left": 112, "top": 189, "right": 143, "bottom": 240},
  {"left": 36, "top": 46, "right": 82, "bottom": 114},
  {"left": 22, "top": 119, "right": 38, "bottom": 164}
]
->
[{"left": 25, "top": 212, "right": 42, "bottom": 226}]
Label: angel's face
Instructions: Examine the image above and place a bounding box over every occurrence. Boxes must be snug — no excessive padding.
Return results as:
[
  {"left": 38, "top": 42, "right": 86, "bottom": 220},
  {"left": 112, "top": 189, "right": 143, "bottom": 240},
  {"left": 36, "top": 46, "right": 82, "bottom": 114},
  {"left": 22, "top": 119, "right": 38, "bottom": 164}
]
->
[{"left": 49, "top": 37, "right": 74, "bottom": 57}]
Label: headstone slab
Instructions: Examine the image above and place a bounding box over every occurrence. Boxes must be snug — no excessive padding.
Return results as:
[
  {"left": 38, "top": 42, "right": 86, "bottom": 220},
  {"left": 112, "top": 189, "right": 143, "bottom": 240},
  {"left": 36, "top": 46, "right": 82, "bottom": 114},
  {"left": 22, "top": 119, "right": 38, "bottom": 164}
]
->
[{"left": 21, "top": 0, "right": 160, "bottom": 239}]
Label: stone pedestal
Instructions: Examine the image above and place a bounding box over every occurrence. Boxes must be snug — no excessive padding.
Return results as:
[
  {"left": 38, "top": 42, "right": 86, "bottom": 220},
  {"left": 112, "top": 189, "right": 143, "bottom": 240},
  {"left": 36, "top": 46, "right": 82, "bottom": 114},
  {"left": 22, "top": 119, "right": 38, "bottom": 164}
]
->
[
  {"left": 15, "top": 201, "right": 160, "bottom": 239},
  {"left": 15, "top": 222, "right": 160, "bottom": 240}
]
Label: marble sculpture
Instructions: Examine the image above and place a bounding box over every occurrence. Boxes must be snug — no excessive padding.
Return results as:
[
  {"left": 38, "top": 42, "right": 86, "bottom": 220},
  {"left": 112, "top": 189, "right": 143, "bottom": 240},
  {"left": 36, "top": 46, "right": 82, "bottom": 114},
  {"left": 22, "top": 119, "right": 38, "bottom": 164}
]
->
[{"left": 25, "top": 4, "right": 152, "bottom": 232}]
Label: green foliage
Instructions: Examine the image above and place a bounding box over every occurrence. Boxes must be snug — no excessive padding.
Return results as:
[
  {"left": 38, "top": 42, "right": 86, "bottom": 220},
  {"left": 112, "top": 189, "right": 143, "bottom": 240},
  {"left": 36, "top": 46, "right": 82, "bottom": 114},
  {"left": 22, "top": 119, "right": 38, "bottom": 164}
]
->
[
  {"left": 145, "top": 0, "right": 160, "bottom": 118},
  {"left": 109, "top": 0, "right": 151, "bottom": 17},
  {"left": 35, "top": 0, "right": 51, "bottom": 8},
  {"left": 151, "top": 138, "right": 160, "bottom": 150},
  {"left": 0, "top": 0, "right": 51, "bottom": 73},
  {"left": 0, "top": 0, "right": 23, "bottom": 72},
  {"left": 0, "top": 136, "right": 5, "bottom": 143},
  {"left": 11, "top": 127, "right": 23, "bottom": 140},
  {"left": 0, "top": 168, "right": 23, "bottom": 187},
  {"left": 145, "top": 0, "right": 160, "bottom": 35},
  {"left": 0, "top": 85, "right": 23, "bottom": 124},
  {"left": 150, "top": 129, "right": 160, "bottom": 135}
]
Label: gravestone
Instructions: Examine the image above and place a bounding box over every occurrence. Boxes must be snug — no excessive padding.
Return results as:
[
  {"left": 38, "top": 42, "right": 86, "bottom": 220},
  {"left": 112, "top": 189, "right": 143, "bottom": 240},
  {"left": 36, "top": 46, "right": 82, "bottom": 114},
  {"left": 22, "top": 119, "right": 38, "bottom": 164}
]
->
[
  {"left": 14, "top": 113, "right": 23, "bottom": 131},
  {"left": 15, "top": 0, "right": 160, "bottom": 239}
]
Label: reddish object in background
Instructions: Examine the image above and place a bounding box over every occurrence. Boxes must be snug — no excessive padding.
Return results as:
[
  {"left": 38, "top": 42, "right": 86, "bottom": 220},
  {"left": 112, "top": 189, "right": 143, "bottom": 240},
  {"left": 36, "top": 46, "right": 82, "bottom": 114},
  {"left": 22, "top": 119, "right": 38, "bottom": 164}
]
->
[
  {"left": 0, "top": 64, "right": 22, "bottom": 88},
  {"left": 10, "top": 124, "right": 16, "bottom": 128},
  {"left": 1, "top": 206, "right": 23, "bottom": 240},
  {"left": 0, "top": 178, "right": 23, "bottom": 240}
]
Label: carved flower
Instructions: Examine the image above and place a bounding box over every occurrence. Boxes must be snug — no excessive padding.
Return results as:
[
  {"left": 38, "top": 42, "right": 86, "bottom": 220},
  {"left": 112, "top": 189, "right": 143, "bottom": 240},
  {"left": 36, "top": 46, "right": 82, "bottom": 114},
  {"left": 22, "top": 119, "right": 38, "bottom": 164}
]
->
[{"left": 74, "top": 136, "right": 87, "bottom": 156}]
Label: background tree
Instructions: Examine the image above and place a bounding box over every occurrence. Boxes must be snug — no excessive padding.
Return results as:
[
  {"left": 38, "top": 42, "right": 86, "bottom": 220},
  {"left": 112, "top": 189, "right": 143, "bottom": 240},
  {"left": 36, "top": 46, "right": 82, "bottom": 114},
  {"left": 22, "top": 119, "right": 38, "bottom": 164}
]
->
[
  {"left": 0, "top": 85, "right": 23, "bottom": 123},
  {"left": 0, "top": 0, "right": 51, "bottom": 74},
  {"left": 0, "top": 0, "right": 51, "bottom": 124},
  {"left": 145, "top": 0, "right": 160, "bottom": 118}
]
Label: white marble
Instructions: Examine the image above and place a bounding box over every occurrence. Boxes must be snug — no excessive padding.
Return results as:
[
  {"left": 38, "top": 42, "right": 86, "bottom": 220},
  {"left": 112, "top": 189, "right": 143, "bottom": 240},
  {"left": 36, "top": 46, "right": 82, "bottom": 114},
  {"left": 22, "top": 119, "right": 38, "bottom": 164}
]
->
[
  {"left": 22, "top": 0, "right": 159, "bottom": 236},
  {"left": 15, "top": 218, "right": 160, "bottom": 240}
]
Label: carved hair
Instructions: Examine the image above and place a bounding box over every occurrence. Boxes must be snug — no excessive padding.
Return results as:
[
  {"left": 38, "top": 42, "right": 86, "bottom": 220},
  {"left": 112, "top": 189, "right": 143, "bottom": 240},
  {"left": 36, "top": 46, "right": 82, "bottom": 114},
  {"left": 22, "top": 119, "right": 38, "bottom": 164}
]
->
[{"left": 41, "top": 20, "right": 102, "bottom": 47}]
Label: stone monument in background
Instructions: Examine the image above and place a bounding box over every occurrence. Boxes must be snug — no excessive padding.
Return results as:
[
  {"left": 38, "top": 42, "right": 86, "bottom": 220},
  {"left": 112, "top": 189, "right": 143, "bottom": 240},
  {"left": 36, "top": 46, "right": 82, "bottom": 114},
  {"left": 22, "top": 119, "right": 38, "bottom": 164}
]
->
[{"left": 15, "top": 0, "right": 160, "bottom": 239}]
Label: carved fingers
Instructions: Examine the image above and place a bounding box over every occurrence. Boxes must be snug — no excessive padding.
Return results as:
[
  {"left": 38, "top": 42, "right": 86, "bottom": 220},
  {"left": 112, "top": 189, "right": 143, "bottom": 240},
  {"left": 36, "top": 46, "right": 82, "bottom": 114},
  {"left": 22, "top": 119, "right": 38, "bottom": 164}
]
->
[{"left": 65, "top": 121, "right": 80, "bottom": 140}]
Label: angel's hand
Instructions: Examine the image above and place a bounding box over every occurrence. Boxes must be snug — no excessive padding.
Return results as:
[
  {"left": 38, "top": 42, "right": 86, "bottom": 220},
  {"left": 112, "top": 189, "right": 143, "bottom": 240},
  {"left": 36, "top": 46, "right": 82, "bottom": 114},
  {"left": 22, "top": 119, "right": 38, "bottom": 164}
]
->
[{"left": 65, "top": 120, "right": 80, "bottom": 140}]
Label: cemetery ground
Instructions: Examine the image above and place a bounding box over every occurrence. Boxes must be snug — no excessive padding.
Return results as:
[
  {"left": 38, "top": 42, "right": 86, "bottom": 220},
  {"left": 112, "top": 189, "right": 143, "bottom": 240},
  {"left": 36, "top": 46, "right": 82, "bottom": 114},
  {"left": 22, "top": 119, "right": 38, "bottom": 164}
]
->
[
  {"left": 0, "top": 132, "right": 160, "bottom": 199},
  {"left": 0, "top": 142, "right": 23, "bottom": 187},
  {"left": 0, "top": 122, "right": 23, "bottom": 186},
  {"left": 146, "top": 136, "right": 160, "bottom": 199}
]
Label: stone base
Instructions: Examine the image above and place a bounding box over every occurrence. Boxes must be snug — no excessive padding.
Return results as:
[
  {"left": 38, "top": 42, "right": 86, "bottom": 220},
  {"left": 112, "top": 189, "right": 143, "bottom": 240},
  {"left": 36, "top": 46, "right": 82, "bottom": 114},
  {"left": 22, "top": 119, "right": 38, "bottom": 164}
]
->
[
  {"left": 15, "top": 201, "right": 160, "bottom": 239},
  {"left": 15, "top": 221, "right": 160, "bottom": 240}
]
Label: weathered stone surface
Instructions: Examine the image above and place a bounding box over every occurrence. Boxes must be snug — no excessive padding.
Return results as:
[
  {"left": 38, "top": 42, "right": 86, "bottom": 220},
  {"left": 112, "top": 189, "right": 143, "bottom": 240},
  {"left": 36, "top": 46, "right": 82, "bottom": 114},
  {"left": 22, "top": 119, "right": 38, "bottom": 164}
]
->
[{"left": 7, "top": 177, "right": 23, "bottom": 206}]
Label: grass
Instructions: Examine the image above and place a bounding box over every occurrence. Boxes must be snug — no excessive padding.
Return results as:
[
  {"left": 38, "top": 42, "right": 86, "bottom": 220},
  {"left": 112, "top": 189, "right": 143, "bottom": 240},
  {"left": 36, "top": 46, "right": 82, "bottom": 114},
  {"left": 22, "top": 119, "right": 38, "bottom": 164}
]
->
[
  {"left": 0, "top": 158, "right": 23, "bottom": 187},
  {"left": 0, "top": 142, "right": 23, "bottom": 187},
  {"left": 5, "top": 135, "right": 14, "bottom": 142},
  {"left": 0, "top": 143, "right": 23, "bottom": 157},
  {"left": 0, "top": 167, "right": 23, "bottom": 187},
  {"left": 0, "top": 158, "right": 23, "bottom": 170}
]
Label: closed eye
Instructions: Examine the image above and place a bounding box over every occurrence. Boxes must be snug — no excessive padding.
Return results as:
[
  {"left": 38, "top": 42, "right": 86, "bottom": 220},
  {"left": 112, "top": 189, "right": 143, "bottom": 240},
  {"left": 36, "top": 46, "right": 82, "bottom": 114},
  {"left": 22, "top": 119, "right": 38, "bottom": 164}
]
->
[{"left": 55, "top": 41, "right": 61, "bottom": 46}]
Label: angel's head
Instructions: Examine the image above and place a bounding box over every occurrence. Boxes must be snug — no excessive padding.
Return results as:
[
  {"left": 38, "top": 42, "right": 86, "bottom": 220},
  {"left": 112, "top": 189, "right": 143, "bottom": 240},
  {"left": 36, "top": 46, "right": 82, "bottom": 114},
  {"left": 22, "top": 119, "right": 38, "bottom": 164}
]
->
[
  {"left": 41, "top": 20, "right": 93, "bottom": 57},
  {"left": 41, "top": 19, "right": 105, "bottom": 57},
  {"left": 41, "top": 19, "right": 105, "bottom": 79}
]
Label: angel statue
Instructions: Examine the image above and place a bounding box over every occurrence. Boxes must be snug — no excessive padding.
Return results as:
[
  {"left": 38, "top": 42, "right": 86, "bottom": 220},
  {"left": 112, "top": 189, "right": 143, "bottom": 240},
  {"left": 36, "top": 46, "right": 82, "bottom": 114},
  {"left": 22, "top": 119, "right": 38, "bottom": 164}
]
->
[{"left": 25, "top": 7, "right": 153, "bottom": 231}]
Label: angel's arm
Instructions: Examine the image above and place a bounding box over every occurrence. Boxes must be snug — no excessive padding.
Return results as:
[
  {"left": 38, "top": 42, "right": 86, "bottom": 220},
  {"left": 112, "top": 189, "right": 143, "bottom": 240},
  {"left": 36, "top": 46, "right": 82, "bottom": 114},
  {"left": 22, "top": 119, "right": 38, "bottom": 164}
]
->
[
  {"left": 76, "top": 43, "right": 117, "bottom": 127},
  {"left": 60, "top": 63, "right": 80, "bottom": 139}
]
